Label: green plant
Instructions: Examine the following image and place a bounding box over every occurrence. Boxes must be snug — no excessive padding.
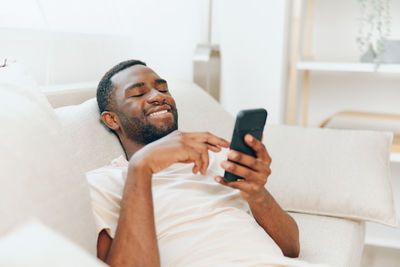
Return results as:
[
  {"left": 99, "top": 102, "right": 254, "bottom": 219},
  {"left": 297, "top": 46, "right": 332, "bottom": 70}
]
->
[{"left": 356, "top": 0, "right": 391, "bottom": 62}]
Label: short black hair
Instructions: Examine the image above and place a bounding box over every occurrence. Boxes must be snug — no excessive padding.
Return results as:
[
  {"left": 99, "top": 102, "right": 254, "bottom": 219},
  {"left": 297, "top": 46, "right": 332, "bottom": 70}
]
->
[{"left": 97, "top": 59, "right": 146, "bottom": 113}]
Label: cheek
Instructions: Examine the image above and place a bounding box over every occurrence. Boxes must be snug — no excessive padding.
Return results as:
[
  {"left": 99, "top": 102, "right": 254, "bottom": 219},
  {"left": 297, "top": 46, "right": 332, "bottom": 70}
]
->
[
  {"left": 166, "top": 96, "right": 177, "bottom": 109},
  {"left": 122, "top": 100, "right": 146, "bottom": 118}
]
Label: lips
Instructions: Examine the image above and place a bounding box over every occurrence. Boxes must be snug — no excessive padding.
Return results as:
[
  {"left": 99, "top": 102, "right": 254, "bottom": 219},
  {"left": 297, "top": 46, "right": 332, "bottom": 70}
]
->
[{"left": 146, "top": 105, "right": 172, "bottom": 117}]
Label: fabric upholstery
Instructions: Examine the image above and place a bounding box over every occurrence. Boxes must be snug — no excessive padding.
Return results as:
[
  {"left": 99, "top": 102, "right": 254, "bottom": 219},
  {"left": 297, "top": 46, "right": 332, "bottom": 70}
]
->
[
  {"left": 0, "top": 64, "right": 97, "bottom": 254},
  {"left": 55, "top": 98, "right": 125, "bottom": 173},
  {"left": 0, "top": 220, "right": 105, "bottom": 266},
  {"left": 291, "top": 212, "right": 365, "bottom": 267},
  {"left": 264, "top": 125, "right": 396, "bottom": 226}
]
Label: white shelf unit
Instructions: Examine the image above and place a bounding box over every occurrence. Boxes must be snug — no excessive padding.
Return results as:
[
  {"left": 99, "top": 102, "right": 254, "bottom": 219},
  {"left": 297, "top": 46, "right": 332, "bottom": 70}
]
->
[
  {"left": 290, "top": 61, "right": 400, "bottom": 127},
  {"left": 287, "top": 0, "right": 400, "bottom": 251}
]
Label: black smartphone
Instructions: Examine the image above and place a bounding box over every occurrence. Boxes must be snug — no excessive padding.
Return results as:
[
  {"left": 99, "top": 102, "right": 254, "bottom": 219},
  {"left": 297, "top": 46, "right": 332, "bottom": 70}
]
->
[{"left": 223, "top": 108, "right": 268, "bottom": 182}]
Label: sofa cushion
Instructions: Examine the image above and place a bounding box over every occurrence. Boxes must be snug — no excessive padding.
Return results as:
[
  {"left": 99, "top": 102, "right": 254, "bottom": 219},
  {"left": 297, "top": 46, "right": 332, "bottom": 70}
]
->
[
  {"left": 264, "top": 125, "right": 396, "bottom": 226},
  {"left": 0, "top": 64, "right": 97, "bottom": 254},
  {"left": 55, "top": 98, "right": 125, "bottom": 173},
  {"left": 291, "top": 212, "right": 365, "bottom": 267},
  {"left": 0, "top": 220, "right": 105, "bottom": 267}
]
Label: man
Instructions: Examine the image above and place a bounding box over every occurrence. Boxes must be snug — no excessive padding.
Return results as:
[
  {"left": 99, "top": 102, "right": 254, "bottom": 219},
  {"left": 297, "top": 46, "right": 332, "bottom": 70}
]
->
[{"left": 87, "top": 59, "right": 300, "bottom": 267}]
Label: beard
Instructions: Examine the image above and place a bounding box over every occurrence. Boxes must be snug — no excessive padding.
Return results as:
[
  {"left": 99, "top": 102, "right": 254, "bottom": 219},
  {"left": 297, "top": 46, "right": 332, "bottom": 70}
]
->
[{"left": 117, "top": 106, "right": 178, "bottom": 145}]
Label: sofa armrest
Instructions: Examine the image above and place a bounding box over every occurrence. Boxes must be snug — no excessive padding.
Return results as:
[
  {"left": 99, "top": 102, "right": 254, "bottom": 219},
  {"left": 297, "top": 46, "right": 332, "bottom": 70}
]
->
[{"left": 42, "top": 82, "right": 97, "bottom": 108}]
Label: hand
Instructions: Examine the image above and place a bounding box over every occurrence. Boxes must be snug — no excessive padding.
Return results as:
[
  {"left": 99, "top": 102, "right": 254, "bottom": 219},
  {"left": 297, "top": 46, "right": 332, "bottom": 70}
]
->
[
  {"left": 215, "top": 134, "right": 272, "bottom": 203},
  {"left": 130, "top": 130, "right": 230, "bottom": 175}
]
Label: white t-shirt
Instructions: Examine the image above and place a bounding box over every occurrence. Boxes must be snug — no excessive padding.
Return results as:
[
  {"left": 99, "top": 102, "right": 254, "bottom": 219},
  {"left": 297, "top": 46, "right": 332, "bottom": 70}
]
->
[{"left": 86, "top": 150, "right": 315, "bottom": 267}]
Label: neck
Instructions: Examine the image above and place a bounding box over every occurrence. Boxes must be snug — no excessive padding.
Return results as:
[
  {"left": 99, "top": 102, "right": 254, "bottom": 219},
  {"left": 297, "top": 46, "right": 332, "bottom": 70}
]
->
[{"left": 119, "top": 135, "right": 145, "bottom": 161}]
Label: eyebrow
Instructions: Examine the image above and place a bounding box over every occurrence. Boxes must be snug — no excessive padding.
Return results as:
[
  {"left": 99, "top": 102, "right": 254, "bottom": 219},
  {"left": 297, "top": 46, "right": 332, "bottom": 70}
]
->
[{"left": 124, "top": 82, "right": 145, "bottom": 92}]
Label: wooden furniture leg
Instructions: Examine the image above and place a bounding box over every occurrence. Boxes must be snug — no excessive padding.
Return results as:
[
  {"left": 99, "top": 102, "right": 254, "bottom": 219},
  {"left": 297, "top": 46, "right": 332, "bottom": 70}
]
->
[
  {"left": 287, "top": 0, "right": 303, "bottom": 125},
  {"left": 301, "top": 0, "right": 314, "bottom": 126}
]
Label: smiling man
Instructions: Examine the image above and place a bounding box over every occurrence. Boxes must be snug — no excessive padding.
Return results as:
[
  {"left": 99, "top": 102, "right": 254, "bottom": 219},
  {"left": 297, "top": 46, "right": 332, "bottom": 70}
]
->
[{"left": 86, "top": 59, "right": 300, "bottom": 267}]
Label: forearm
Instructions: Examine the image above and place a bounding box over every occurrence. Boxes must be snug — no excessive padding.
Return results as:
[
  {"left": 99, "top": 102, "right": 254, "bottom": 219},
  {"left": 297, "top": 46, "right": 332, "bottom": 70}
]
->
[
  {"left": 248, "top": 189, "right": 300, "bottom": 258},
  {"left": 106, "top": 164, "right": 160, "bottom": 267}
]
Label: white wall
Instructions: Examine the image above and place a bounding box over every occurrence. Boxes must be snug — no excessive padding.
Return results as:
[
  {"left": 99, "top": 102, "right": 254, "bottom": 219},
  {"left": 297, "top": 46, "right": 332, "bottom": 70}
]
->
[
  {"left": 0, "top": 0, "right": 209, "bottom": 84},
  {"left": 0, "top": 0, "right": 290, "bottom": 124},
  {"left": 0, "top": 29, "right": 134, "bottom": 85},
  {"left": 303, "top": 0, "right": 400, "bottom": 126},
  {"left": 213, "top": 0, "right": 289, "bottom": 123}
]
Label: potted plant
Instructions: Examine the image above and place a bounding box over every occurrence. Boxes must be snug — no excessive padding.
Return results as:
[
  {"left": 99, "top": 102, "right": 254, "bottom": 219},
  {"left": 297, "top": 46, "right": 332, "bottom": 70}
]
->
[{"left": 357, "top": 0, "right": 391, "bottom": 64}]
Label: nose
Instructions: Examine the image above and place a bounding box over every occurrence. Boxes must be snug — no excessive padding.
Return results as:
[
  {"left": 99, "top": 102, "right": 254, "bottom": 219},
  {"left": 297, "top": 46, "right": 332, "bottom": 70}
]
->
[{"left": 147, "top": 88, "right": 166, "bottom": 104}]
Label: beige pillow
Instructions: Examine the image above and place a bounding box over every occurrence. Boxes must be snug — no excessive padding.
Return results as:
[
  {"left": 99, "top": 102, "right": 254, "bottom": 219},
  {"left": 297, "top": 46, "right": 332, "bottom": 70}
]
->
[
  {"left": 0, "top": 64, "right": 97, "bottom": 254},
  {"left": 0, "top": 220, "right": 105, "bottom": 267},
  {"left": 55, "top": 99, "right": 125, "bottom": 173},
  {"left": 264, "top": 125, "right": 397, "bottom": 226}
]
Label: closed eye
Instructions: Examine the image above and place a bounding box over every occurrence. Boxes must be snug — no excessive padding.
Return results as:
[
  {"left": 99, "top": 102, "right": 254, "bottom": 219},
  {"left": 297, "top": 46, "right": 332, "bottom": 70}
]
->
[{"left": 130, "top": 93, "right": 145, "bottom": 98}]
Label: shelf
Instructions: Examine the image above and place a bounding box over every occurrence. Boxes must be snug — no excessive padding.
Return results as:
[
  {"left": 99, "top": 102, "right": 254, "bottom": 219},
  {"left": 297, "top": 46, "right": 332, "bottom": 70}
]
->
[
  {"left": 391, "top": 153, "right": 400, "bottom": 163},
  {"left": 297, "top": 61, "right": 400, "bottom": 73}
]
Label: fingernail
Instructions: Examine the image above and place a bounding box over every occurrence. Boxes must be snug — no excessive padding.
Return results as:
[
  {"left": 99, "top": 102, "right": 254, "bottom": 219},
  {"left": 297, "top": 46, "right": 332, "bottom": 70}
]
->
[
  {"left": 215, "top": 177, "right": 221, "bottom": 182},
  {"left": 247, "top": 135, "right": 254, "bottom": 142}
]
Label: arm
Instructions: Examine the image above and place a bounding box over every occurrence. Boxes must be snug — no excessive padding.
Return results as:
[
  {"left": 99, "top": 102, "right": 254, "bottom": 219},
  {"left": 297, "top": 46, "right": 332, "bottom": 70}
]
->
[
  {"left": 103, "top": 163, "right": 160, "bottom": 266},
  {"left": 215, "top": 134, "right": 300, "bottom": 258},
  {"left": 247, "top": 189, "right": 300, "bottom": 258},
  {"left": 97, "top": 131, "right": 230, "bottom": 266}
]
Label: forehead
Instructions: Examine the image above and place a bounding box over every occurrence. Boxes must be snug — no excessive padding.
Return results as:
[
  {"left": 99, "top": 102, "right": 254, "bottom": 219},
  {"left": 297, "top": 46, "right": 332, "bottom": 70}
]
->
[{"left": 111, "top": 65, "right": 160, "bottom": 92}]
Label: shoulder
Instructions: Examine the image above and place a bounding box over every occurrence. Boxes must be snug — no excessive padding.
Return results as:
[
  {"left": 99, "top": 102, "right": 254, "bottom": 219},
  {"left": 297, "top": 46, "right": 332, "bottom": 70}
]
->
[{"left": 86, "top": 155, "right": 128, "bottom": 189}]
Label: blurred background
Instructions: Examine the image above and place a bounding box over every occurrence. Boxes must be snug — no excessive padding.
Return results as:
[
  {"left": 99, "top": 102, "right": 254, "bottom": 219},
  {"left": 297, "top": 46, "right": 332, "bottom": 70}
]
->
[
  {"left": 1, "top": 0, "right": 399, "bottom": 265},
  {"left": 1, "top": 0, "right": 399, "bottom": 124}
]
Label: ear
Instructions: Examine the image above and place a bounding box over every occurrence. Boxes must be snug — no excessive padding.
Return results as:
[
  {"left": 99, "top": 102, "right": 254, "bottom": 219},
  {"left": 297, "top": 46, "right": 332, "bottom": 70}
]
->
[{"left": 101, "top": 111, "right": 120, "bottom": 131}]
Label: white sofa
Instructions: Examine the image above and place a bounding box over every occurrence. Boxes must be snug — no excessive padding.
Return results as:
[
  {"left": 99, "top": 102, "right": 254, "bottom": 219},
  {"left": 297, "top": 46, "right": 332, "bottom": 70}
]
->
[{"left": 0, "top": 64, "right": 397, "bottom": 266}]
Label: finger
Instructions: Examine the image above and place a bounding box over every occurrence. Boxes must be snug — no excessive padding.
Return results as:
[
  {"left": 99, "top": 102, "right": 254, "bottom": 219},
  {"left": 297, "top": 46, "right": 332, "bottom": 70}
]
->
[
  {"left": 188, "top": 142, "right": 210, "bottom": 175},
  {"left": 244, "top": 134, "right": 270, "bottom": 162},
  {"left": 221, "top": 160, "right": 260, "bottom": 182},
  {"left": 186, "top": 148, "right": 202, "bottom": 175},
  {"left": 214, "top": 176, "right": 234, "bottom": 186},
  {"left": 227, "top": 150, "right": 265, "bottom": 172},
  {"left": 207, "top": 144, "right": 222, "bottom": 153},
  {"left": 199, "top": 145, "right": 209, "bottom": 175},
  {"left": 214, "top": 176, "right": 243, "bottom": 187},
  {"left": 189, "top": 132, "right": 230, "bottom": 148},
  {"left": 214, "top": 176, "right": 254, "bottom": 192}
]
